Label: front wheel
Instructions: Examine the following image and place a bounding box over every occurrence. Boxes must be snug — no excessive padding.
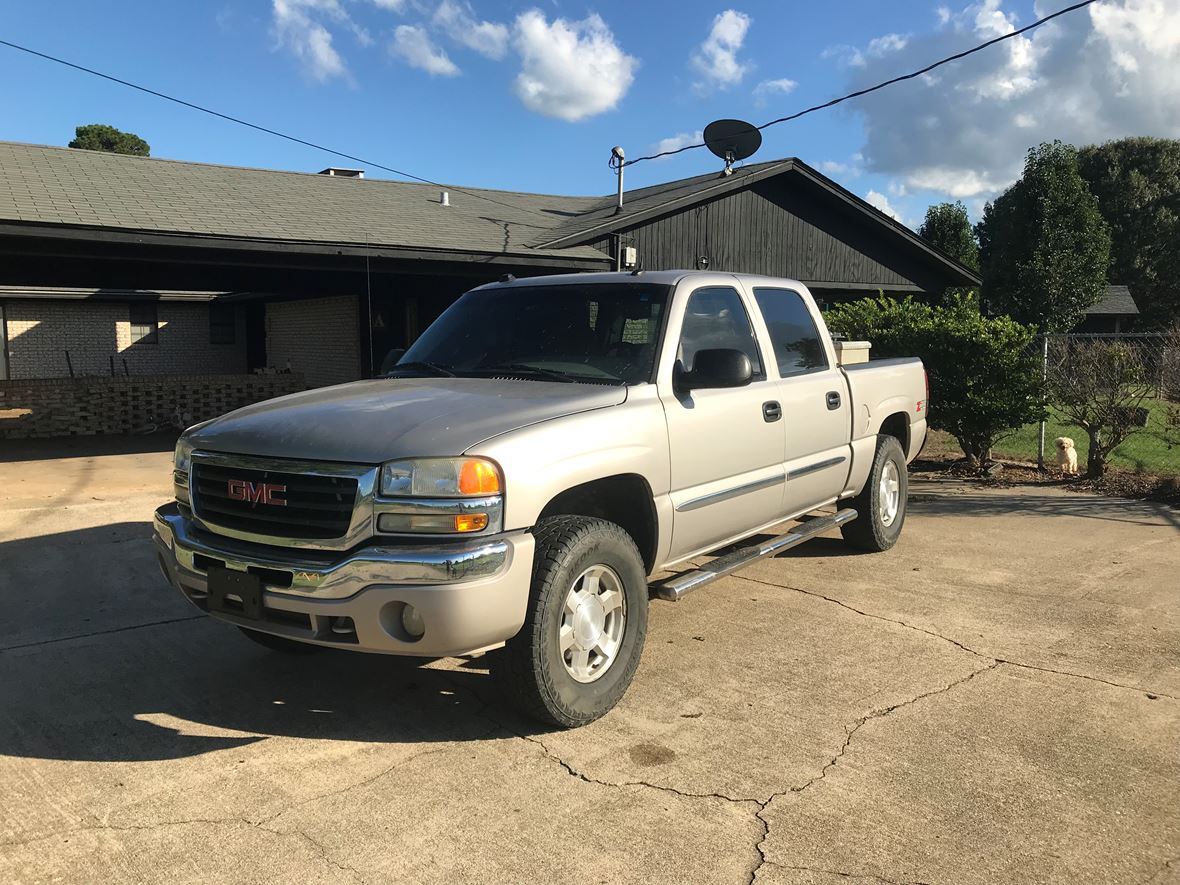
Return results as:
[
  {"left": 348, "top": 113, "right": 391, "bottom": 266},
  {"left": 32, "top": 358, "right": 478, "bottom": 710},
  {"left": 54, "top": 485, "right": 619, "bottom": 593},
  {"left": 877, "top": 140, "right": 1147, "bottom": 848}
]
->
[
  {"left": 841, "top": 434, "right": 908, "bottom": 552},
  {"left": 492, "top": 515, "right": 649, "bottom": 728}
]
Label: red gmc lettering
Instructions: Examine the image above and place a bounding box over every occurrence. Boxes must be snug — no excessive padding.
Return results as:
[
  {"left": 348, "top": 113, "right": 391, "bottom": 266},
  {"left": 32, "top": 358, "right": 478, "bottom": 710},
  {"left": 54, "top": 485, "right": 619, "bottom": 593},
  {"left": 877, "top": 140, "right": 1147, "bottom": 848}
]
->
[{"left": 226, "top": 479, "right": 287, "bottom": 507}]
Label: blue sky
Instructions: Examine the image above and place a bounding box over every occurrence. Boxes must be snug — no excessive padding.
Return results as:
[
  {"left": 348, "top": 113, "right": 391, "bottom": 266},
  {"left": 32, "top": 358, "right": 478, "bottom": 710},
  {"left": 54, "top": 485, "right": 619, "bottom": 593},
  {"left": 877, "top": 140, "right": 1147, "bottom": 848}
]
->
[{"left": 1, "top": 1, "right": 1176, "bottom": 227}]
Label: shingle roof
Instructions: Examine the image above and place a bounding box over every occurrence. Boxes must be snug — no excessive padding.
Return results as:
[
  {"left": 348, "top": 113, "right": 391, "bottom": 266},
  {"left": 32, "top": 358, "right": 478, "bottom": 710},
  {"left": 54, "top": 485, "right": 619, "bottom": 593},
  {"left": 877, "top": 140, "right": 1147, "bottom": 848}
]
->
[
  {"left": 0, "top": 141, "right": 979, "bottom": 286},
  {"left": 1087, "top": 285, "right": 1139, "bottom": 316},
  {"left": 0, "top": 141, "right": 608, "bottom": 262}
]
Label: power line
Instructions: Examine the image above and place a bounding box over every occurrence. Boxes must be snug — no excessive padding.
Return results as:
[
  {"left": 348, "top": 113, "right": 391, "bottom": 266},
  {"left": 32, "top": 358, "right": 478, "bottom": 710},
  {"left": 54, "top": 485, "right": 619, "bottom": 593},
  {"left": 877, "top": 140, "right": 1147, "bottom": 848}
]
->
[
  {"left": 0, "top": 37, "right": 557, "bottom": 223},
  {"left": 623, "top": 0, "right": 1101, "bottom": 167}
]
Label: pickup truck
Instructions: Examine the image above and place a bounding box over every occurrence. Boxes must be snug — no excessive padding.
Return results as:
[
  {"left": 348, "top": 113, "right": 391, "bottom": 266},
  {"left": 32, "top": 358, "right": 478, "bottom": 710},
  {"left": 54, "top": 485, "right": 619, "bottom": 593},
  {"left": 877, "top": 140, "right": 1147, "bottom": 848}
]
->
[{"left": 154, "top": 271, "right": 927, "bottom": 727}]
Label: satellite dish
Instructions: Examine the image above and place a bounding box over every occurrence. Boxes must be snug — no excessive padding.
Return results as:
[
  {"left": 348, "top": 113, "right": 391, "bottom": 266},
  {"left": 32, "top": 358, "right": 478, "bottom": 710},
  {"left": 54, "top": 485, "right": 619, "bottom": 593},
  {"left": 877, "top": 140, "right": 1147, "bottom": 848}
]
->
[{"left": 703, "top": 119, "right": 761, "bottom": 175}]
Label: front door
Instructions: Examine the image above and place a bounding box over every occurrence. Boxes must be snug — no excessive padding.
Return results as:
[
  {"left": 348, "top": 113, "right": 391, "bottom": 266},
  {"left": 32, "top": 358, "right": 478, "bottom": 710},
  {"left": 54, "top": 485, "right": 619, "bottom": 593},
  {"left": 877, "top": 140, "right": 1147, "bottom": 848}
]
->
[
  {"left": 660, "top": 284, "right": 786, "bottom": 561},
  {"left": 749, "top": 286, "right": 851, "bottom": 509}
]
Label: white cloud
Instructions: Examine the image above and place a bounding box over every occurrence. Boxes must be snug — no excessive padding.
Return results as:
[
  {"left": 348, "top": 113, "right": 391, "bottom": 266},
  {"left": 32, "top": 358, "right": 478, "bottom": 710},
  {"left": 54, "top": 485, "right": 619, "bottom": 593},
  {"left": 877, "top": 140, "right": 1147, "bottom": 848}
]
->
[
  {"left": 392, "top": 24, "right": 460, "bottom": 76},
  {"left": 433, "top": 0, "right": 509, "bottom": 60},
  {"left": 692, "top": 10, "right": 752, "bottom": 90},
  {"left": 865, "top": 189, "right": 903, "bottom": 221},
  {"left": 836, "top": 0, "right": 1180, "bottom": 201},
  {"left": 753, "top": 77, "right": 797, "bottom": 105},
  {"left": 824, "top": 31, "right": 910, "bottom": 68},
  {"left": 512, "top": 10, "right": 637, "bottom": 122},
  {"left": 272, "top": 0, "right": 349, "bottom": 81},
  {"left": 271, "top": 0, "right": 409, "bottom": 79},
  {"left": 653, "top": 130, "right": 704, "bottom": 157}
]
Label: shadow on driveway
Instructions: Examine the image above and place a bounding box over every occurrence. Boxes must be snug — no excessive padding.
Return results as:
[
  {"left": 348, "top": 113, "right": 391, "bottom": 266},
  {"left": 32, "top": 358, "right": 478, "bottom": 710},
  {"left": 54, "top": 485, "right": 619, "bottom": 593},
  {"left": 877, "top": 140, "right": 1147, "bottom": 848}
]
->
[{"left": 0, "top": 524, "right": 516, "bottom": 765}]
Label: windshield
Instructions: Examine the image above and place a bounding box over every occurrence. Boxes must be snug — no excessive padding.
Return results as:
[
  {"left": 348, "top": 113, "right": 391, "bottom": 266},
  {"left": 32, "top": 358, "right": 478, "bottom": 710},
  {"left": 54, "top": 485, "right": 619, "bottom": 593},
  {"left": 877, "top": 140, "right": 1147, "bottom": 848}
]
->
[{"left": 395, "top": 282, "right": 670, "bottom": 385}]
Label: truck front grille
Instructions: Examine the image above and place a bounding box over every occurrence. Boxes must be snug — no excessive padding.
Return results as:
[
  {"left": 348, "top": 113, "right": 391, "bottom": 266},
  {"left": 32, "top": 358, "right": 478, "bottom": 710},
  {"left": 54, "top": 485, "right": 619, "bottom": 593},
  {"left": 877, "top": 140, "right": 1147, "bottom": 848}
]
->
[{"left": 191, "top": 461, "right": 358, "bottom": 540}]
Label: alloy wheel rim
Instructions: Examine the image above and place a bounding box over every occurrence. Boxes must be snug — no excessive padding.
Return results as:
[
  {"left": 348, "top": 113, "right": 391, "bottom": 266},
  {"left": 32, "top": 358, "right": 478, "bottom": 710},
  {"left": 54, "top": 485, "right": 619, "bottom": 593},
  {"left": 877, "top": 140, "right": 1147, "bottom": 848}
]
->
[
  {"left": 879, "top": 459, "right": 901, "bottom": 527},
  {"left": 560, "top": 564, "right": 626, "bottom": 684}
]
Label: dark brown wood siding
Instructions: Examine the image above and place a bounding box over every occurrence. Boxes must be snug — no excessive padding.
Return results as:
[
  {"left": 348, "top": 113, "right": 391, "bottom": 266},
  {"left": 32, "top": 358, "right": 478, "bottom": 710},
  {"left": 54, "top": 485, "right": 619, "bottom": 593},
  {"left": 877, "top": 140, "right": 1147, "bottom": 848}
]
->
[{"left": 589, "top": 175, "right": 952, "bottom": 295}]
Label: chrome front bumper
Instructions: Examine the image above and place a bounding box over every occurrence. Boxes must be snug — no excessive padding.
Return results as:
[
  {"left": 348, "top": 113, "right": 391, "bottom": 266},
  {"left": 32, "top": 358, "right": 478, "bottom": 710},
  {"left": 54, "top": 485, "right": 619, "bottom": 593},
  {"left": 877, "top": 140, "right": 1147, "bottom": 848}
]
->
[{"left": 153, "top": 503, "right": 534, "bottom": 656}]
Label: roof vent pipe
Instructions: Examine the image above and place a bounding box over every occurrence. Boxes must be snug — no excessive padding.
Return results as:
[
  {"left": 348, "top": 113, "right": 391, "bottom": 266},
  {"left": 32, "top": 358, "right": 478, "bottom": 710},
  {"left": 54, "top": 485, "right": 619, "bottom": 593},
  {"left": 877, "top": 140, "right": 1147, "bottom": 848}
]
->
[
  {"left": 609, "top": 146, "right": 625, "bottom": 214},
  {"left": 440, "top": 191, "right": 450, "bottom": 207}
]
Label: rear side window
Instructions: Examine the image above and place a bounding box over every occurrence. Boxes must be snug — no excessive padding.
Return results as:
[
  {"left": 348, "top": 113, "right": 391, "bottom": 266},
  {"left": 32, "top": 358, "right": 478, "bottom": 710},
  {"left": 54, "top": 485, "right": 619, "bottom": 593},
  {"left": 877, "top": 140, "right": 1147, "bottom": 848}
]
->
[
  {"left": 753, "top": 288, "right": 829, "bottom": 376},
  {"left": 678, "top": 286, "right": 764, "bottom": 379}
]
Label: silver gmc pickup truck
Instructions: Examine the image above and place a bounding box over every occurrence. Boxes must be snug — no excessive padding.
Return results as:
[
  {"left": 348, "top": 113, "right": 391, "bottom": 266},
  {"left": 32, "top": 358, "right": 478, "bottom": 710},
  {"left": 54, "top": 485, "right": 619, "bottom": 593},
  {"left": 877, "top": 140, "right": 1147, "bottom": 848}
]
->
[{"left": 154, "top": 271, "right": 927, "bottom": 727}]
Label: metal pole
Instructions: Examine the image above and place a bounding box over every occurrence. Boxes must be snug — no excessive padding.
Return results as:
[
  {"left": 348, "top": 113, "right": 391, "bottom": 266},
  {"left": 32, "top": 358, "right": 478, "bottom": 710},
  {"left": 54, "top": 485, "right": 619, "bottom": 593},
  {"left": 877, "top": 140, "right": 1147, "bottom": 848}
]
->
[{"left": 1037, "top": 334, "right": 1049, "bottom": 472}]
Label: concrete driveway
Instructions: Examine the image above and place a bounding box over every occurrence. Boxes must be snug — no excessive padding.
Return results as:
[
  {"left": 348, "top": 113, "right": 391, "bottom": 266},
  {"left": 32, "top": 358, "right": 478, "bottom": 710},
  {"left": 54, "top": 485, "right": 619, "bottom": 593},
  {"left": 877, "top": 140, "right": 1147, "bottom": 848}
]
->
[{"left": 1, "top": 439, "right": 1178, "bottom": 885}]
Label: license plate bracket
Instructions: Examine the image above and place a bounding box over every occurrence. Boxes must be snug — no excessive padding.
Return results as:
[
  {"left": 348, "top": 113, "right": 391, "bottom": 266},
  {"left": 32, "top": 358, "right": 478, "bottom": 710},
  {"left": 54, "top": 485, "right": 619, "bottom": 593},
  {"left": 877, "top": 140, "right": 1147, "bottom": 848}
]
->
[{"left": 207, "top": 566, "right": 264, "bottom": 620}]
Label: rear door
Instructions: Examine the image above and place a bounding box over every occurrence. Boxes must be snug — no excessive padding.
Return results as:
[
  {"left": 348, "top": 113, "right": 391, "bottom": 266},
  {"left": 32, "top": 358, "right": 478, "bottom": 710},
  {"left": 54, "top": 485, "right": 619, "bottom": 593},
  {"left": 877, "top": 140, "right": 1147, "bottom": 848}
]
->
[
  {"left": 659, "top": 283, "right": 786, "bottom": 560},
  {"left": 749, "top": 286, "right": 852, "bottom": 509}
]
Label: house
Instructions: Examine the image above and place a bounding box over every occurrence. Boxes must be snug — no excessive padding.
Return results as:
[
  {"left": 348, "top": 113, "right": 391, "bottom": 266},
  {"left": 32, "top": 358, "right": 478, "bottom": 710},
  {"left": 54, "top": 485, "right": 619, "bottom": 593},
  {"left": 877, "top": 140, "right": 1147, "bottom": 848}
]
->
[
  {"left": 1074, "top": 285, "right": 1140, "bottom": 333},
  {"left": 0, "top": 141, "right": 978, "bottom": 435}
]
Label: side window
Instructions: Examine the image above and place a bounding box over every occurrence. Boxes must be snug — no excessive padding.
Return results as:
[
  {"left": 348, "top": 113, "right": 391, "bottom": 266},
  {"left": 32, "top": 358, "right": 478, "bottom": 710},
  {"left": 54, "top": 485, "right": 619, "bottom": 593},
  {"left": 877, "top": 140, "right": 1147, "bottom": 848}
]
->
[
  {"left": 752, "top": 288, "right": 829, "bottom": 376},
  {"left": 678, "top": 286, "right": 764, "bottom": 379},
  {"left": 129, "top": 302, "right": 158, "bottom": 345}
]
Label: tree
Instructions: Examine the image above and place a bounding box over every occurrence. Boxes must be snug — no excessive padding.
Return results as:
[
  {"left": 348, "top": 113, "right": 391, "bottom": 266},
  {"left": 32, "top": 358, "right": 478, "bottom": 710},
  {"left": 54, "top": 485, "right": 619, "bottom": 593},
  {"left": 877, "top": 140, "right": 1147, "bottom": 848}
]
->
[
  {"left": 825, "top": 294, "right": 1041, "bottom": 466},
  {"left": 978, "top": 141, "right": 1111, "bottom": 332},
  {"left": 68, "top": 124, "right": 150, "bottom": 156},
  {"left": 1044, "top": 337, "right": 1174, "bottom": 478},
  {"left": 1077, "top": 137, "right": 1180, "bottom": 330},
  {"left": 919, "top": 201, "right": 979, "bottom": 270}
]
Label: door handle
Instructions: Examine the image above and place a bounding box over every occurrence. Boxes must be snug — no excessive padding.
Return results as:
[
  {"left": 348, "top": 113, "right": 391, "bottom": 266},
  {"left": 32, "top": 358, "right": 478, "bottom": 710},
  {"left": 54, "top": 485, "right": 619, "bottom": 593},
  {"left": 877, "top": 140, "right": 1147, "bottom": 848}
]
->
[
  {"left": 763, "top": 401, "right": 782, "bottom": 422},
  {"left": 826, "top": 391, "right": 842, "bottom": 410}
]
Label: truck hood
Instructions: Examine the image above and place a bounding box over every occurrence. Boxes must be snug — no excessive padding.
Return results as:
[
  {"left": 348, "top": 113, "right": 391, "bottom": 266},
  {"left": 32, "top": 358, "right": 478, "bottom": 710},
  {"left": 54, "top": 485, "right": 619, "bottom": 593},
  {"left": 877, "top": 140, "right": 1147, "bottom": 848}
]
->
[{"left": 186, "top": 377, "right": 628, "bottom": 464}]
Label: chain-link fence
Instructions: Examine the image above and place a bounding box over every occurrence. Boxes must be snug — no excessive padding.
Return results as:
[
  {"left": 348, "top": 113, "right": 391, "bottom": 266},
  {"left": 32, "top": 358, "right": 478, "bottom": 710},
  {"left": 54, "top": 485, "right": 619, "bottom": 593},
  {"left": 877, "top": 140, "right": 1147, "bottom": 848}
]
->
[{"left": 1037, "top": 332, "right": 1180, "bottom": 474}]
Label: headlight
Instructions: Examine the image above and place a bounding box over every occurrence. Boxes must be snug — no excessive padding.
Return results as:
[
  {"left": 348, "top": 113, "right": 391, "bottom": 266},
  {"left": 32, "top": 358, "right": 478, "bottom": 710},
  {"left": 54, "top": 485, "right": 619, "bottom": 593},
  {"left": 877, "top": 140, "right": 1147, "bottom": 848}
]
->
[
  {"left": 379, "top": 458, "right": 502, "bottom": 498},
  {"left": 173, "top": 436, "right": 195, "bottom": 505},
  {"left": 377, "top": 458, "right": 503, "bottom": 535},
  {"left": 174, "top": 436, "right": 195, "bottom": 473}
]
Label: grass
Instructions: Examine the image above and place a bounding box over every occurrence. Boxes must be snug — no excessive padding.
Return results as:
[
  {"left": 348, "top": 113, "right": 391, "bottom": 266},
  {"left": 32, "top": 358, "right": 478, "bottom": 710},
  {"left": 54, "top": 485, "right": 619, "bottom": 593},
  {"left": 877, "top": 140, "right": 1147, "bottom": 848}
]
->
[
  {"left": 927, "top": 398, "right": 1180, "bottom": 475},
  {"left": 994, "top": 398, "right": 1179, "bottom": 474}
]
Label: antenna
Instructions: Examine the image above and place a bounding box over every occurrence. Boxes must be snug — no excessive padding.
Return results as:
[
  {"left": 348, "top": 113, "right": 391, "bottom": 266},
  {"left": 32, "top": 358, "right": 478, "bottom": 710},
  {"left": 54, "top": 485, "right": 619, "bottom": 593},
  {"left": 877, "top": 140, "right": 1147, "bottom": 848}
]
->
[{"left": 703, "top": 119, "right": 761, "bottom": 176}]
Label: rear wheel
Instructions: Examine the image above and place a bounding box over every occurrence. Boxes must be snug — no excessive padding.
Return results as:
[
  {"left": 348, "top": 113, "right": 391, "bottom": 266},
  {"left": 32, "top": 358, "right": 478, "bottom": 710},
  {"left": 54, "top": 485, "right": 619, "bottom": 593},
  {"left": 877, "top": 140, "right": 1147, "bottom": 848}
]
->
[
  {"left": 841, "top": 434, "right": 908, "bottom": 552},
  {"left": 237, "top": 626, "right": 322, "bottom": 654},
  {"left": 492, "top": 515, "right": 649, "bottom": 728}
]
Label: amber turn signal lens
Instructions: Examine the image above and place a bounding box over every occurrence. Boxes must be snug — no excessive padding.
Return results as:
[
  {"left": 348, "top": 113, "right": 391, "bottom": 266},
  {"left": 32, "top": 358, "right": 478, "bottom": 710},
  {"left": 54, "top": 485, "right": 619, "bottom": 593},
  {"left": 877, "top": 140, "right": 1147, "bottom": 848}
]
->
[
  {"left": 454, "top": 513, "right": 489, "bottom": 533},
  {"left": 458, "top": 459, "right": 501, "bottom": 495}
]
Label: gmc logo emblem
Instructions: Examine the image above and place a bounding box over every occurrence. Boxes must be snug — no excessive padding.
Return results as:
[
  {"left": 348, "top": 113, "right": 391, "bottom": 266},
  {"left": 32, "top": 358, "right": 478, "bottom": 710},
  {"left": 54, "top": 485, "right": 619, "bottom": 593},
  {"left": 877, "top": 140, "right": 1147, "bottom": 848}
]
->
[{"left": 227, "top": 479, "right": 287, "bottom": 507}]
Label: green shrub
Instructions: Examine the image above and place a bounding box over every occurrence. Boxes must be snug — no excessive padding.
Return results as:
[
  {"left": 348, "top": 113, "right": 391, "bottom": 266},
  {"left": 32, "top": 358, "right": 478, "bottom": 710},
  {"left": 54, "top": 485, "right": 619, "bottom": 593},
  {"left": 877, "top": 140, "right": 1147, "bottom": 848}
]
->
[{"left": 825, "top": 294, "right": 1042, "bottom": 465}]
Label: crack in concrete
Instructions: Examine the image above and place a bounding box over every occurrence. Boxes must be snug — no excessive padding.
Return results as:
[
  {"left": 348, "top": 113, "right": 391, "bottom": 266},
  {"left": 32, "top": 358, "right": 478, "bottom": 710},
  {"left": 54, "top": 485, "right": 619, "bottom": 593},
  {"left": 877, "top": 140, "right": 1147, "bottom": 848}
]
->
[
  {"left": 746, "top": 662, "right": 998, "bottom": 884},
  {"left": 737, "top": 575, "right": 1180, "bottom": 701},
  {"left": 501, "top": 661, "right": 997, "bottom": 885},
  {"left": 0, "top": 615, "right": 206, "bottom": 654},
  {"left": 4, "top": 816, "right": 369, "bottom": 882},
  {"left": 763, "top": 860, "right": 934, "bottom": 884}
]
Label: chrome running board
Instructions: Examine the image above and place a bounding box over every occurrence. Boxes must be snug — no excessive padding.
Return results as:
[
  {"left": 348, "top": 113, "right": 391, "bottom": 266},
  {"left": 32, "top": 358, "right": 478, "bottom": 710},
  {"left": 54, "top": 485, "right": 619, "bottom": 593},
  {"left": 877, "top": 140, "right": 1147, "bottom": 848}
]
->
[{"left": 653, "top": 508, "right": 858, "bottom": 602}]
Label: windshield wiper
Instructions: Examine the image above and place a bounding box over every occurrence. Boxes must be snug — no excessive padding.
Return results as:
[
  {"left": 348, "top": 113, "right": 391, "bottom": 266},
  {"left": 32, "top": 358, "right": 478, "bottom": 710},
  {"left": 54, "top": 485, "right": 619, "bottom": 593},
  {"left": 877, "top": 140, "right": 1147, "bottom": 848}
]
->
[
  {"left": 479, "top": 363, "right": 585, "bottom": 383},
  {"left": 384, "top": 361, "right": 456, "bottom": 377}
]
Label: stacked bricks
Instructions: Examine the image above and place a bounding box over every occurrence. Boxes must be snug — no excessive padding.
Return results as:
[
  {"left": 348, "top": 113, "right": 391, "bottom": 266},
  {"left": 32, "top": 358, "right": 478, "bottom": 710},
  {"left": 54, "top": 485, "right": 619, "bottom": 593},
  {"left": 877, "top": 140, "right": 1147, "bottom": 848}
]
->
[{"left": 0, "top": 373, "right": 304, "bottom": 439}]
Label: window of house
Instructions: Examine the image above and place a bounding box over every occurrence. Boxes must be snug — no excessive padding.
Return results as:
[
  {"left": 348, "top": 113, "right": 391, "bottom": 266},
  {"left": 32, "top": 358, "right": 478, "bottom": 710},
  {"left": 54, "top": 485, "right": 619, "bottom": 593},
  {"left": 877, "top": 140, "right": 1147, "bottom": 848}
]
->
[
  {"left": 678, "top": 286, "right": 765, "bottom": 379},
  {"left": 209, "top": 304, "right": 236, "bottom": 344},
  {"left": 752, "top": 288, "right": 829, "bottom": 376},
  {"left": 129, "top": 302, "right": 158, "bottom": 345}
]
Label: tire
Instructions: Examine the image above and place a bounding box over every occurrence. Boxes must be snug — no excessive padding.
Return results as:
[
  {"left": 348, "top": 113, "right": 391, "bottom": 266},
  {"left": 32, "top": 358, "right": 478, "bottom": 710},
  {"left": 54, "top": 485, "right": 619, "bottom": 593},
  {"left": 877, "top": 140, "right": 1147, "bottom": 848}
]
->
[
  {"left": 492, "top": 515, "right": 649, "bottom": 728},
  {"left": 841, "top": 434, "right": 908, "bottom": 552},
  {"left": 237, "top": 626, "right": 323, "bottom": 654}
]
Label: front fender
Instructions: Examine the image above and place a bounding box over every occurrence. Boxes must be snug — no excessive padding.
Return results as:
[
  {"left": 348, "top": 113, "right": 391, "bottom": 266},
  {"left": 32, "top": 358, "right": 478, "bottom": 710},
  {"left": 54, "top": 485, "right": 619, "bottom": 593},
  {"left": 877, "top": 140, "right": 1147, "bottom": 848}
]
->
[{"left": 466, "top": 387, "right": 669, "bottom": 533}]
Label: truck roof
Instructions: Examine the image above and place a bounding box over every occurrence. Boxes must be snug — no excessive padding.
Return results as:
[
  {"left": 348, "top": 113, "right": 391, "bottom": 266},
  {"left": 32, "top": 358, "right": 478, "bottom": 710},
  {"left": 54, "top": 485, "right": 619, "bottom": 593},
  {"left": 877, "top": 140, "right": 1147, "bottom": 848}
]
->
[{"left": 470, "top": 270, "right": 809, "bottom": 291}]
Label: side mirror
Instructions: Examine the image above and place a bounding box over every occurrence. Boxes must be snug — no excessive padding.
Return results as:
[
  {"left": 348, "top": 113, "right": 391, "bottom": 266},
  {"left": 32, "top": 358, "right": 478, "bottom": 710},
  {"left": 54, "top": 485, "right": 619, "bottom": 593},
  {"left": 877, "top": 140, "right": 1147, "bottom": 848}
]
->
[
  {"left": 678, "top": 348, "right": 753, "bottom": 391},
  {"left": 378, "top": 348, "right": 406, "bottom": 375}
]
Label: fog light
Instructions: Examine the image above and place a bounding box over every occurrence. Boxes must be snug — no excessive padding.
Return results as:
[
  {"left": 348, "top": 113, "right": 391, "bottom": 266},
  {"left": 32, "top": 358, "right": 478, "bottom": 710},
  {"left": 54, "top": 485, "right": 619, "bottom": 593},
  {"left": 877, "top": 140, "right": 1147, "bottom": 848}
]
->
[
  {"left": 331, "top": 616, "right": 355, "bottom": 635},
  {"left": 401, "top": 604, "right": 425, "bottom": 638}
]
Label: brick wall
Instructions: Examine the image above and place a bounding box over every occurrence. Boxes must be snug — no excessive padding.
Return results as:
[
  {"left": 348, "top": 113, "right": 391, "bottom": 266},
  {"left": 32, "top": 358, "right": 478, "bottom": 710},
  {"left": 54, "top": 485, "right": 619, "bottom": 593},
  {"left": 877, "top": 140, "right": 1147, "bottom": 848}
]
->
[
  {"left": 266, "top": 295, "right": 361, "bottom": 388},
  {"left": 0, "top": 373, "right": 304, "bottom": 439},
  {"left": 2, "top": 300, "right": 247, "bottom": 380}
]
